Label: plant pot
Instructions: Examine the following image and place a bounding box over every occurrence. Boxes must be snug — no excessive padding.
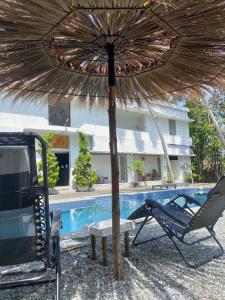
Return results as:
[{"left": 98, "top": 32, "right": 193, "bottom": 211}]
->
[
  {"left": 130, "top": 182, "right": 139, "bottom": 188},
  {"left": 76, "top": 186, "right": 90, "bottom": 192}
]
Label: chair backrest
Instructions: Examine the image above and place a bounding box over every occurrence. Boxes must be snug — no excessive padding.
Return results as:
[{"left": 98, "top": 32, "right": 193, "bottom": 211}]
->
[
  {"left": 0, "top": 133, "right": 50, "bottom": 267},
  {"left": 0, "top": 146, "right": 31, "bottom": 210},
  {"left": 189, "top": 176, "right": 225, "bottom": 231}
]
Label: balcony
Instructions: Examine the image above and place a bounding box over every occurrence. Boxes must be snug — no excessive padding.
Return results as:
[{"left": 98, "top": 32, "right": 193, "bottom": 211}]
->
[
  {"left": 122, "top": 102, "right": 190, "bottom": 121},
  {"left": 80, "top": 124, "right": 192, "bottom": 156},
  {"left": 164, "top": 134, "right": 192, "bottom": 147}
]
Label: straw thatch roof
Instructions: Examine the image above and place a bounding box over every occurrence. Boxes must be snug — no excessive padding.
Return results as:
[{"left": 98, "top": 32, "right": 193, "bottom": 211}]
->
[{"left": 0, "top": 0, "right": 225, "bottom": 106}]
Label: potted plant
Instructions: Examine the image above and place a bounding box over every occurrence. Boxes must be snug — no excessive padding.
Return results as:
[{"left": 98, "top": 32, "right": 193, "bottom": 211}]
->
[
  {"left": 129, "top": 159, "right": 145, "bottom": 187},
  {"left": 37, "top": 133, "right": 60, "bottom": 188},
  {"left": 72, "top": 131, "right": 97, "bottom": 191}
]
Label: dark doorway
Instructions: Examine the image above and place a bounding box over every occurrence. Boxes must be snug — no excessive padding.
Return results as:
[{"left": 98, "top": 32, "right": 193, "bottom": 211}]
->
[{"left": 55, "top": 152, "right": 69, "bottom": 186}]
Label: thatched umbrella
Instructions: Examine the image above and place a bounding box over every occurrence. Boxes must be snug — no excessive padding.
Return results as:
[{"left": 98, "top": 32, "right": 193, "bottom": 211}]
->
[{"left": 1, "top": 0, "right": 225, "bottom": 280}]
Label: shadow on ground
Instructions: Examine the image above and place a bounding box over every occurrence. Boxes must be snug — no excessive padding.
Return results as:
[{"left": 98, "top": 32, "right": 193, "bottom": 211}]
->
[{"left": 1, "top": 221, "right": 225, "bottom": 300}]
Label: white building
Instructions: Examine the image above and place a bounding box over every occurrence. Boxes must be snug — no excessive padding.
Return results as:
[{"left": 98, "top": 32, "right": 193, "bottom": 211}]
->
[{"left": 0, "top": 95, "right": 193, "bottom": 187}]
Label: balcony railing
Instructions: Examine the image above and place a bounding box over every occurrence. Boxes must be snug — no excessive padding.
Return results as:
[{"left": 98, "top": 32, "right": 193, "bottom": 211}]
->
[
  {"left": 123, "top": 102, "right": 189, "bottom": 120},
  {"left": 164, "top": 134, "right": 192, "bottom": 146},
  {"left": 80, "top": 124, "right": 192, "bottom": 156}
]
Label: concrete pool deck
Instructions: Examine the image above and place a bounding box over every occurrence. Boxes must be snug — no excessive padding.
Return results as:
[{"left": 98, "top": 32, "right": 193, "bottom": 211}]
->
[
  {"left": 1, "top": 215, "right": 225, "bottom": 300},
  {"left": 49, "top": 183, "right": 214, "bottom": 203}
]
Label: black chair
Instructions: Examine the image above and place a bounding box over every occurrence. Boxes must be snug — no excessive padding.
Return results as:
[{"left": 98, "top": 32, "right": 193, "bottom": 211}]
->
[
  {"left": 129, "top": 177, "right": 225, "bottom": 268},
  {"left": 0, "top": 132, "right": 61, "bottom": 299}
]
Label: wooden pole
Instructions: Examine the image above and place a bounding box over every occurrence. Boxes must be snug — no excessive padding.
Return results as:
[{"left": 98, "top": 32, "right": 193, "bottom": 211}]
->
[{"left": 107, "top": 43, "right": 122, "bottom": 280}]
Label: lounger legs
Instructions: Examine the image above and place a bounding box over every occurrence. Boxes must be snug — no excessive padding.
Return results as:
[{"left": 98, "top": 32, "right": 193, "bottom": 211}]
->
[
  {"left": 132, "top": 215, "right": 153, "bottom": 245},
  {"left": 167, "top": 233, "right": 224, "bottom": 269},
  {"left": 132, "top": 216, "right": 167, "bottom": 246},
  {"left": 133, "top": 216, "right": 224, "bottom": 268},
  {"left": 56, "top": 270, "right": 60, "bottom": 300},
  {"left": 55, "top": 236, "right": 61, "bottom": 300}
]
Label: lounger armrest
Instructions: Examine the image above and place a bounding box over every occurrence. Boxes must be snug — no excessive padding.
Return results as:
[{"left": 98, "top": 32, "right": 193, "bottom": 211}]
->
[
  {"left": 20, "top": 185, "right": 48, "bottom": 195},
  {"left": 145, "top": 199, "right": 188, "bottom": 226},
  {"left": 168, "top": 194, "right": 201, "bottom": 207},
  {"left": 176, "top": 194, "right": 201, "bottom": 206},
  {"left": 145, "top": 198, "right": 159, "bottom": 208},
  {"left": 50, "top": 210, "right": 62, "bottom": 237}
]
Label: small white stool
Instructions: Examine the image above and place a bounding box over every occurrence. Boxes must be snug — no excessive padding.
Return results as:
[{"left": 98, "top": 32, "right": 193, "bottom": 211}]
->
[{"left": 86, "top": 219, "right": 135, "bottom": 266}]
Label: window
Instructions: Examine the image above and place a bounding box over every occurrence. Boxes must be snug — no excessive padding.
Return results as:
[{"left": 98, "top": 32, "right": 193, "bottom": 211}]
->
[
  {"left": 48, "top": 102, "right": 70, "bottom": 127},
  {"left": 169, "top": 119, "right": 176, "bottom": 136},
  {"left": 169, "top": 156, "right": 178, "bottom": 161}
]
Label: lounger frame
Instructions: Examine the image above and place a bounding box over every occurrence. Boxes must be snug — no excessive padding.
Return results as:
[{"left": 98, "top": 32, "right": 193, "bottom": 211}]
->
[
  {"left": 0, "top": 132, "right": 61, "bottom": 299},
  {"left": 132, "top": 187, "right": 225, "bottom": 268}
]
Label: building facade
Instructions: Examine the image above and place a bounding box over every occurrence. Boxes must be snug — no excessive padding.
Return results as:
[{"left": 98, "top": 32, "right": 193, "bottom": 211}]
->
[{"left": 0, "top": 94, "right": 193, "bottom": 187}]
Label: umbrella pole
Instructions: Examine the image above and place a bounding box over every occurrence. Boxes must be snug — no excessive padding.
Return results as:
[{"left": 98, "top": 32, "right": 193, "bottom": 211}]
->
[{"left": 107, "top": 43, "right": 122, "bottom": 280}]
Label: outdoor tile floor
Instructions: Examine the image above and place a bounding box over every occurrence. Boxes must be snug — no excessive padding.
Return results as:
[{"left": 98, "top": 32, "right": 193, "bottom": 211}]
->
[{"left": 1, "top": 218, "right": 225, "bottom": 300}]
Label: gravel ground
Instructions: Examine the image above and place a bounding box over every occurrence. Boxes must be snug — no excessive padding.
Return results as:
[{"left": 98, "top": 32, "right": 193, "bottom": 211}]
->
[{"left": 1, "top": 218, "right": 225, "bottom": 300}]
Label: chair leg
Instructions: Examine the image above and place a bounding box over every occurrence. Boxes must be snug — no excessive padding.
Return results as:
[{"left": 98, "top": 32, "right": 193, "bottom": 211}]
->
[
  {"left": 167, "top": 233, "right": 224, "bottom": 269},
  {"left": 55, "top": 236, "right": 61, "bottom": 300},
  {"left": 56, "top": 269, "right": 60, "bottom": 300},
  {"left": 149, "top": 219, "right": 224, "bottom": 268},
  {"left": 209, "top": 233, "right": 224, "bottom": 258},
  {"left": 132, "top": 215, "right": 152, "bottom": 246},
  {"left": 132, "top": 216, "right": 167, "bottom": 246}
]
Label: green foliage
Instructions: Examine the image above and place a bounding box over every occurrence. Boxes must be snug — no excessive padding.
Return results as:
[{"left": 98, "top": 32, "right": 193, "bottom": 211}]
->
[
  {"left": 162, "top": 169, "right": 176, "bottom": 183},
  {"left": 37, "top": 133, "right": 60, "bottom": 188},
  {"left": 185, "top": 163, "right": 201, "bottom": 183},
  {"left": 129, "top": 160, "right": 145, "bottom": 180},
  {"left": 72, "top": 132, "right": 97, "bottom": 189},
  {"left": 209, "top": 89, "right": 225, "bottom": 128},
  {"left": 187, "top": 102, "right": 225, "bottom": 181}
]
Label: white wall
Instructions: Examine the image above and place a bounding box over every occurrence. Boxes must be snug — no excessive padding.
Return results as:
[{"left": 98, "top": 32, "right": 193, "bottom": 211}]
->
[
  {"left": 70, "top": 100, "right": 192, "bottom": 156},
  {"left": 174, "top": 156, "right": 191, "bottom": 183},
  {"left": 0, "top": 95, "right": 193, "bottom": 185},
  {"left": 144, "top": 115, "right": 164, "bottom": 153},
  {"left": 0, "top": 94, "right": 48, "bottom": 129},
  {"left": 151, "top": 103, "right": 189, "bottom": 119},
  {"left": 133, "top": 155, "right": 159, "bottom": 174},
  {"left": 71, "top": 102, "right": 108, "bottom": 128},
  {"left": 161, "top": 156, "right": 191, "bottom": 183},
  {"left": 116, "top": 110, "right": 145, "bottom": 131},
  {"left": 92, "top": 154, "right": 111, "bottom": 182}
]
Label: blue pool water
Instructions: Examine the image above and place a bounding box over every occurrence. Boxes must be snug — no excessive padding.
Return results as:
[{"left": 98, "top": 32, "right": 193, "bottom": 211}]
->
[{"left": 50, "top": 188, "right": 210, "bottom": 234}]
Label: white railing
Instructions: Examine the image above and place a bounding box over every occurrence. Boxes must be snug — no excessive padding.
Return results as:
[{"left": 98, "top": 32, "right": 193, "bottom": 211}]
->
[
  {"left": 122, "top": 102, "right": 189, "bottom": 120},
  {"left": 80, "top": 124, "right": 192, "bottom": 155},
  {"left": 164, "top": 134, "right": 192, "bottom": 146}
]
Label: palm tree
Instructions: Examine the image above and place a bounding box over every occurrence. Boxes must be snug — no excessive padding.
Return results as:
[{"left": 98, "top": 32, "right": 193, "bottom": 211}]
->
[
  {"left": 148, "top": 105, "right": 175, "bottom": 183},
  {"left": 201, "top": 98, "right": 225, "bottom": 148}
]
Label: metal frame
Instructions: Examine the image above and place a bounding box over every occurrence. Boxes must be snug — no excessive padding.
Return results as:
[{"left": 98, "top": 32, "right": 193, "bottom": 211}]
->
[
  {"left": 132, "top": 194, "right": 224, "bottom": 268},
  {"left": 0, "top": 132, "right": 61, "bottom": 300}
]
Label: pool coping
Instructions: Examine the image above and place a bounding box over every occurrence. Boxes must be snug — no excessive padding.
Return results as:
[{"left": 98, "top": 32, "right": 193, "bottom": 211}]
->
[
  {"left": 49, "top": 183, "right": 214, "bottom": 203},
  {"left": 50, "top": 185, "right": 211, "bottom": 206}
]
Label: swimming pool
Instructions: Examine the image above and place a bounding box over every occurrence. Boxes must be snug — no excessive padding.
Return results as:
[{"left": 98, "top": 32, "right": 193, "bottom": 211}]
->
[{"left": 50, "top": 188, "right": 210, "bottom": 234}]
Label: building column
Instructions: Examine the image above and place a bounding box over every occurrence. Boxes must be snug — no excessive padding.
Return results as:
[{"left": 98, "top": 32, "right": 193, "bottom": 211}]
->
[
  {"left": 127, "top": 154, "right": 134, "bottom": 185},
  {"left": 160, "top": 155, "right": 167, "bottom": 182}
]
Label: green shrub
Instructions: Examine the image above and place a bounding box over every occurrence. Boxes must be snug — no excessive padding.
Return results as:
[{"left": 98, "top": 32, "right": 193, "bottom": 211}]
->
[
  {"left": 37, "top": 133, "right": 60, "bottom": 188},
  {"left": 72, "top": 132, "right": 97, "bottom": 189}
]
